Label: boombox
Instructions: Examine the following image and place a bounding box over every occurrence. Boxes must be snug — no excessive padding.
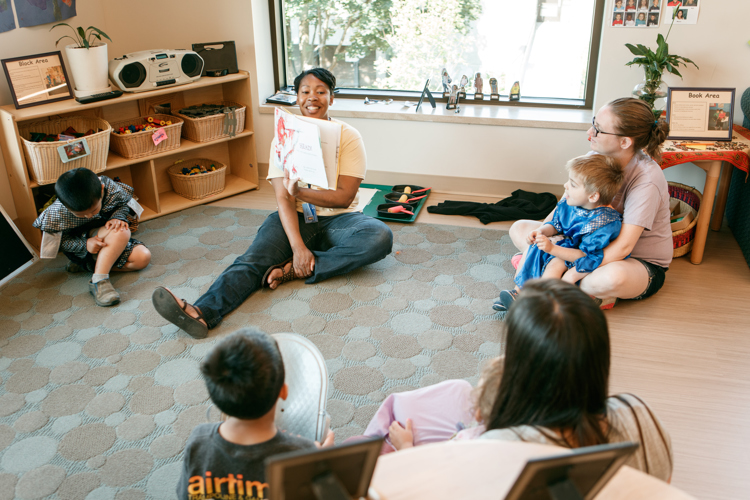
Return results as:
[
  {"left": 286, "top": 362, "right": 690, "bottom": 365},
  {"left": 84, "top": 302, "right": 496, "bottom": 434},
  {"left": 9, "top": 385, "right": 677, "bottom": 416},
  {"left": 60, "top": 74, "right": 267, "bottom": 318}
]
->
[{"left": 109, "top": 49, "right": 204, "bottom": 92}]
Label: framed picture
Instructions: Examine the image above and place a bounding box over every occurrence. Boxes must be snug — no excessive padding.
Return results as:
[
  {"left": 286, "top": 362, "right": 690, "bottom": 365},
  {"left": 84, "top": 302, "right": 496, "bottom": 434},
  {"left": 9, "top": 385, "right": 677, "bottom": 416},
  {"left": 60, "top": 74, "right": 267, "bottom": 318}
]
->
[
  {"left": 1, "top": 51, "right": 73, "bottom": 109},
  {"left": 666, "top": 87, "right": 736, "bottom": 141},
  {"left": 57, "top": 138, "right": 91, "bottom": 163}
]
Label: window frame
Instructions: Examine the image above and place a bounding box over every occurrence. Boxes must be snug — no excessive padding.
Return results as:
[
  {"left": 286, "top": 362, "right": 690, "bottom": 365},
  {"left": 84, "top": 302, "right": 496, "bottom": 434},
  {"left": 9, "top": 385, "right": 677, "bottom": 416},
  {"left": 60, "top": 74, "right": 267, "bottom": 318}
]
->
[{"left": 268, "top": 0, "right": 606, "bottom": 110}]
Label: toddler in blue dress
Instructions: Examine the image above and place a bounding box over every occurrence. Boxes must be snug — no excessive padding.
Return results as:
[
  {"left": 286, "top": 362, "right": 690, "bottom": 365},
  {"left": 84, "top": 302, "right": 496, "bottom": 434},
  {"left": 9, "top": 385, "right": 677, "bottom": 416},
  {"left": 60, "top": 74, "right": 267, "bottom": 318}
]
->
[{"left": 494, "top": 154, "right": 625, "bottom": 312}]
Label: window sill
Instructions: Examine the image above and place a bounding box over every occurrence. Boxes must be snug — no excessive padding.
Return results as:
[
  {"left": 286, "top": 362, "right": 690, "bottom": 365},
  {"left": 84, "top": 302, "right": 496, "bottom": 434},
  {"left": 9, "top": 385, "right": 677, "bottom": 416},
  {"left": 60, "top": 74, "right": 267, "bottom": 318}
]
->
[{"left": 259, "top": 99, "right": 593, "bottom": 131}]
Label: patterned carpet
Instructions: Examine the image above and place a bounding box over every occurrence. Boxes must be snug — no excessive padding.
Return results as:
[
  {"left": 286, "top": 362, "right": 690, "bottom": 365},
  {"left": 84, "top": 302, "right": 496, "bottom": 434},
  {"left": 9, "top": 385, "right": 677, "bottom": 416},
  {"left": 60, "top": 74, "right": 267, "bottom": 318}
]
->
[{"left": 0, "top": 206, "right": 514, "bottom": 500}]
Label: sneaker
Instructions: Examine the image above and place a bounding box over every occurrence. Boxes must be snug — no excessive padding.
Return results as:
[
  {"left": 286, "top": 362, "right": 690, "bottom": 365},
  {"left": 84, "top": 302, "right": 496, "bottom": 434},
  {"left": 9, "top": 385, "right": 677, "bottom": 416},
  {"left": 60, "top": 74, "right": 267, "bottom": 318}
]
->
[
  {"left": 89, "top": 279, "right": 120, "bottom": 307},
  {"left": 511, "top": 252, "right": 523, "bottom": 270},
  {"left": 66, "top": 261, "right": 85, "bottom": 273},
  {"left": 592, "top": 296, "right": 618, "bottom": 310},
  {"left": 492, "top": 289, "right": 519, "bottom": 312}
]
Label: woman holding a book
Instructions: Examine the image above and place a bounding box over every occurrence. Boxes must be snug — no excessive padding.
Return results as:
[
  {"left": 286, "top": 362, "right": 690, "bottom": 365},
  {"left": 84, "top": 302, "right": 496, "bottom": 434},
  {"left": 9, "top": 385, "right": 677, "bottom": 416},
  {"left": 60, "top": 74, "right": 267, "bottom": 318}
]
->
[{"left": 152, "top": 68, "right": 393, "bottom": 339}]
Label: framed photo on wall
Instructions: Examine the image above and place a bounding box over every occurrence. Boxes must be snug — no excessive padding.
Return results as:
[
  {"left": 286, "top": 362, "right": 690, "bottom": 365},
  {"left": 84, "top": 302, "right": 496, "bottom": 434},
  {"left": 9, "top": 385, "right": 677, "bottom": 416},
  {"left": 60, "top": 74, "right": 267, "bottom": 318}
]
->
[
  {"left": 666, "top": 87, "right": 736, "bottom": 141},
  {"left": 1, "top": 51, "right": 73, "bottom": 109}
]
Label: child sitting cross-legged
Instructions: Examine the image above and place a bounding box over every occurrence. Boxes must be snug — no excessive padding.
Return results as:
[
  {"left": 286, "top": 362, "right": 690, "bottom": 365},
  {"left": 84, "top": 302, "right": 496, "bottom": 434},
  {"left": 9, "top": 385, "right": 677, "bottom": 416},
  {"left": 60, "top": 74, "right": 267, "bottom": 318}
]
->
[
  {"left": 32, "top": 168, "right": 150, "bottom": 306},
  {"left": 494, "top": 154, "right": 624, "bottom": 312},
  {"left": 177, "top": 328, "right": 334, "bottom": 500}
]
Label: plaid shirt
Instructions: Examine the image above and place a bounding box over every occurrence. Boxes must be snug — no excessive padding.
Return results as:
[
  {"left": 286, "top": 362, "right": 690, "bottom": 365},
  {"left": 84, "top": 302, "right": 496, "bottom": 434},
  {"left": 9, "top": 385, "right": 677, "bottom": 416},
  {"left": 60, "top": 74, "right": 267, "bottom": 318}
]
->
[{"left": 33, "top": 176, "right": 136, "bottom": 256}]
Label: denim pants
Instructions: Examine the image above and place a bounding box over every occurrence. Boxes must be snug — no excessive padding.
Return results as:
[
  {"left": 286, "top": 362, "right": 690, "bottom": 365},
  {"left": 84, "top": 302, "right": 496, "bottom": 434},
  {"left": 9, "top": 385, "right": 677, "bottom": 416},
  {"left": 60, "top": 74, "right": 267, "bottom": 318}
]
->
[{"left": 195, "top": 211, "right": 393, "bottom": 328}]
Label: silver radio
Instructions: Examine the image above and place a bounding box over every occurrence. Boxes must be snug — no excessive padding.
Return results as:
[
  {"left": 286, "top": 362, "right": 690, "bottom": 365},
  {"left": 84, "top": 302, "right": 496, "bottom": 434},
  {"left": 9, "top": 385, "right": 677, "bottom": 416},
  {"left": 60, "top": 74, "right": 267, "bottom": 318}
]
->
[{"left": 109, "top": 49, "right": 204, "bottom": 93}]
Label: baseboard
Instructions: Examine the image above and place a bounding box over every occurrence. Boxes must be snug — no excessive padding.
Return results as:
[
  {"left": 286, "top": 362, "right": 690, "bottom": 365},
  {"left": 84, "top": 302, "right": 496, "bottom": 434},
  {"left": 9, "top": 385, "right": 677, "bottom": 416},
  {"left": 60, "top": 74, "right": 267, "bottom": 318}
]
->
[{"left": 257, "top": 163, "right": 563, "bottom": 199}]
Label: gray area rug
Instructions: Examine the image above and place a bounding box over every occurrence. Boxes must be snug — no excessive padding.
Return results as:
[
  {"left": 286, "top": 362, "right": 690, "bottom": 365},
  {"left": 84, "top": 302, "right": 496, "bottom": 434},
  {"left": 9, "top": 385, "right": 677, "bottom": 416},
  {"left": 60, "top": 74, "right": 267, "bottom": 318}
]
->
[{"left": 0, "top": 205, "right": 515, "bottom": 500}]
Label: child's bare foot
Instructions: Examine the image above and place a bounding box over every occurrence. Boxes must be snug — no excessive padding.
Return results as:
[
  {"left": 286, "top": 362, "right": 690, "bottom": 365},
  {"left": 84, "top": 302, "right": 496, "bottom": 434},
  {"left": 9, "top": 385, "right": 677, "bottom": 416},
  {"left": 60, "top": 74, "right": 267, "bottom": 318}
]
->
[{"left": 152, "top": 286, "right": 208, "bottom": 338}]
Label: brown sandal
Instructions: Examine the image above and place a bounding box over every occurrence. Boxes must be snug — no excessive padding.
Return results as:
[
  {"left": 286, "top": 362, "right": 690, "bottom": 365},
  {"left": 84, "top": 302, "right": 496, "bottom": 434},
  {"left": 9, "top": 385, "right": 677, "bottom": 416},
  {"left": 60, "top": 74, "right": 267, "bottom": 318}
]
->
[
  {"left": 151, "top": 286, "right": 208, "bottom": 339},
  {"left": 262, "top": 258, "right": 296, "bottom": 288}
]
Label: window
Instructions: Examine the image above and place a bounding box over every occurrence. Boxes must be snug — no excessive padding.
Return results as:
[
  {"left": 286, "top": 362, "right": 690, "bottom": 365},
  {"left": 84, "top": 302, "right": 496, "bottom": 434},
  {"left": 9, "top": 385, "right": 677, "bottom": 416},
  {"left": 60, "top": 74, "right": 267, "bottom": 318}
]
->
[{"left": 270, "top": 0, "right": 605, "bottom": 107}]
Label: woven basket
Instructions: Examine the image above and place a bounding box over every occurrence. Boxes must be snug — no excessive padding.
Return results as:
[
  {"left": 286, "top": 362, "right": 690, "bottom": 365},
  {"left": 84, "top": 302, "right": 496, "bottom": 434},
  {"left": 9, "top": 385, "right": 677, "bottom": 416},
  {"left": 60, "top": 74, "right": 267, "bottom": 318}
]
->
[
  {"left": 167, "top": 158, "right": 227, "bottom": 200},
  {"left": 18, "top": 116, "right": 111, "bottom": 185},
  {"left": 173, "top": 101, "right": 246, "bottom": 142},
  {"left": 109, "top": 114, "right": 183, "bottom": 159},
  {"left": 668, "top": 182, "right": 702, "bottom": 258}
]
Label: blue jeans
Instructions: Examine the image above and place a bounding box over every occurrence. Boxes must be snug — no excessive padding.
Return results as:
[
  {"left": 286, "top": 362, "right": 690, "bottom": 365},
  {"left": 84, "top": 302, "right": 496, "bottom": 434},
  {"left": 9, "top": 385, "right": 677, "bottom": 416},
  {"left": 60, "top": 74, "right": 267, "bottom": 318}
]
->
[{"left": 195, "top": 211, "right": 393, "bottom": 329}]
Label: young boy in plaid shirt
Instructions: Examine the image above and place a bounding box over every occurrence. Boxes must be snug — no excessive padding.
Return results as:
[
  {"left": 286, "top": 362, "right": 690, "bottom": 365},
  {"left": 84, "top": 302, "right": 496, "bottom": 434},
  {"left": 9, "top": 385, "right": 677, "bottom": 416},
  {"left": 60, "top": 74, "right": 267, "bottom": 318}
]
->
[{"left": 33, "top": 168, "right": 151, "bottom": 306}]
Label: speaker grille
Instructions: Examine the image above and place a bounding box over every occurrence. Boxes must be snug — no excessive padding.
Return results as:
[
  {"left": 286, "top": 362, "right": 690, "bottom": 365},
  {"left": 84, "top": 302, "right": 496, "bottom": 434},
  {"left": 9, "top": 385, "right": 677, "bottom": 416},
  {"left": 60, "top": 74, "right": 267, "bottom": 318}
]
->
[
  {"left": 181, "top": 54, "right": 203, "bottom": 78},
  {"left": 120, "top": 62, "right": 146, "bottom": 88}
]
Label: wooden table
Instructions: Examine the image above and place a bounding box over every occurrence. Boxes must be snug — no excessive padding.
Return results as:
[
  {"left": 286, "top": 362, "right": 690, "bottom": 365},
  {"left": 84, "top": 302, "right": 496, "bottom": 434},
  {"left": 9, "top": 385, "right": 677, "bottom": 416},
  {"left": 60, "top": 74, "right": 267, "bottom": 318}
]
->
[
  {"left": 369, "top": 440, "right": 695, "bottom": 500},
  {"left": 660, "top": 125, "right": 750, "bottom": 264}
]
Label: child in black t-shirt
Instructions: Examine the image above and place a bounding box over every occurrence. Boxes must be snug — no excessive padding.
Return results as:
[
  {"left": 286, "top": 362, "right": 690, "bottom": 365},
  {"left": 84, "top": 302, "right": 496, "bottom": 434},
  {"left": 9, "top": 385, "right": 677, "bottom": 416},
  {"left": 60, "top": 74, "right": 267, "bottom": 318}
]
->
[{"left": 177, "top": 328, "right": 333, "bottom": 500}]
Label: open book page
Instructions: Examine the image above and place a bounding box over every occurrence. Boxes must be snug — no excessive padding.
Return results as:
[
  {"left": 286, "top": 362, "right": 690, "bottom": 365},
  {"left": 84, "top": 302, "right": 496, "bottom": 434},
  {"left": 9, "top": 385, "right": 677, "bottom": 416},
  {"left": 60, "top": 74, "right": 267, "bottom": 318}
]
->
[
  {"left": 294, "top": 113, "right": 342, "bottom": 191},
  {"left": 273, "top": 107, "right": 329, "bottom": 189},
  {"left": 352, "top": 188, "right": 378, "bottom": 213}
]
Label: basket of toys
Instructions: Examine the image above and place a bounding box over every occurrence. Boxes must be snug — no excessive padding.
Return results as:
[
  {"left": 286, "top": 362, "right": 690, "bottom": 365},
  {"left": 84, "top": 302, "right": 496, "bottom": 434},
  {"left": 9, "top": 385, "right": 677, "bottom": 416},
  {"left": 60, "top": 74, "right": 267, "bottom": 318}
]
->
[
  {"left": 109, "top": 114, "right": 183, "bottom": 159},
  {"left": 173, "top": 101, "right": 246, "bottom": 142},
  {"left": 18, "top": 116, "right": 111, "bottom": 185},
  {"left": 167, "top": 158, "right": 227, "bottom": 200},
  {"left": 668, "top": 182, "right": 702, "bottom": 258}
]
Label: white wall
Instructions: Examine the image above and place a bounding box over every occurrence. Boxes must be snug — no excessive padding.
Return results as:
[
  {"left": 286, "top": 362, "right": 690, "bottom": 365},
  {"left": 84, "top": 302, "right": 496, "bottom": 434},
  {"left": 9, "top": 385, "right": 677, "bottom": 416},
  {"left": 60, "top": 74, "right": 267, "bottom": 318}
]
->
[{"left": 1, "top": 0, "right": 749, "bottom": 216}]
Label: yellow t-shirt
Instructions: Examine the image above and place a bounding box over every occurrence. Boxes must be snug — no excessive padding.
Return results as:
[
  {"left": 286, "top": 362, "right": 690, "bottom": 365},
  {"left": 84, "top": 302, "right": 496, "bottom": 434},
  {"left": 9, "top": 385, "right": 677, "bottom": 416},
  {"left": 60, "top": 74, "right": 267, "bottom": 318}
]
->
[{"left": 267, "top": 117, "right": 367, "bottom": 217}]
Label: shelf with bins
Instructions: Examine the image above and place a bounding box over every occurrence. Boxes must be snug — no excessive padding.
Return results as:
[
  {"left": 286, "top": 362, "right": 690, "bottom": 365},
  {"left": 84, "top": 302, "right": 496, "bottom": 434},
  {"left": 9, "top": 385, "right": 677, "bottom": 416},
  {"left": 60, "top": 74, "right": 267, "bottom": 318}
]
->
[{"left": 0, "top": 71, "right": 258, "bottom": 248}]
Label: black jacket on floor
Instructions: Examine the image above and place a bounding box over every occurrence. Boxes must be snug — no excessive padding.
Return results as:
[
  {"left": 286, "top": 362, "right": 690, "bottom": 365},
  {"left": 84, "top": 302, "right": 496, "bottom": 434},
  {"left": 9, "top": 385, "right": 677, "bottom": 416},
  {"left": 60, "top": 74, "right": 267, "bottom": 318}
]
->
[{"left": 426, "top": 189, "right": 558, "bottom": 225}]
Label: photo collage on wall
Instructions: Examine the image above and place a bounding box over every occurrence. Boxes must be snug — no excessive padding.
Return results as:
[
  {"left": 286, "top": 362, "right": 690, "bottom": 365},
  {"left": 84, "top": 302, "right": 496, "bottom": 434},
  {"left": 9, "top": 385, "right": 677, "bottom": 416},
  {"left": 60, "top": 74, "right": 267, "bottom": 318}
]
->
[
  {"left": 669, "top": 0, "right": 700, "bottom": 25},
  {"left": 611, "top": 0, "right": 663, "bottom": 28}
]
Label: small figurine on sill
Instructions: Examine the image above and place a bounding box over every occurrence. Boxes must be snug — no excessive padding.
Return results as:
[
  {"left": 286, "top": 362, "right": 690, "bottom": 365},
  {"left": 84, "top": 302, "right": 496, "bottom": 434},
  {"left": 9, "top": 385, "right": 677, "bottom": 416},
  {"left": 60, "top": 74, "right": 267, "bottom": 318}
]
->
[
  {"left": 474, "top": 72, "right": 484, "bottom": 100},
  {"left": 447, "top": 84, "right": 460, "bottom": 111},
  {"left": 510, "top": 81, "right": 521, "bottom": 101},
  {"left": 441, "top": 68, "right": 452, "bottom": 96}
]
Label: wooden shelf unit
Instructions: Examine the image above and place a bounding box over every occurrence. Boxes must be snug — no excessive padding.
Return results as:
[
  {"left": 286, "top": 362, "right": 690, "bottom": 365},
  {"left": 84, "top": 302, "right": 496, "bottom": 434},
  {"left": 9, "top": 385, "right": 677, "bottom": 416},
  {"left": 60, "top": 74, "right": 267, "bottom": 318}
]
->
[{"left": 0, "top": 71, "right": 258, "bottom": 249}]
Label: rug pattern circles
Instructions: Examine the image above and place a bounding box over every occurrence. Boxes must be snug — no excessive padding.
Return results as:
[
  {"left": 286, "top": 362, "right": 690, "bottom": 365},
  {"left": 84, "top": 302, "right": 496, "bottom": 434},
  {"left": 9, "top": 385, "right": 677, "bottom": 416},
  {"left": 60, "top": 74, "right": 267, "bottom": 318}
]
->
[{"left": 0, "top": 206, "right": 512, "bottom": 499}]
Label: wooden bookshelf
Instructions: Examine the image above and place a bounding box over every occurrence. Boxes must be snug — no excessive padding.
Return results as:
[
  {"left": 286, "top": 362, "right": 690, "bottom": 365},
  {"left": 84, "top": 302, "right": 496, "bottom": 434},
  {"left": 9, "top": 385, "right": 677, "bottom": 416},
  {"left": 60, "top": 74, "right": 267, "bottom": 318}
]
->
[{"left": 0, "top": 71, "right": 258, "bottom": 249}]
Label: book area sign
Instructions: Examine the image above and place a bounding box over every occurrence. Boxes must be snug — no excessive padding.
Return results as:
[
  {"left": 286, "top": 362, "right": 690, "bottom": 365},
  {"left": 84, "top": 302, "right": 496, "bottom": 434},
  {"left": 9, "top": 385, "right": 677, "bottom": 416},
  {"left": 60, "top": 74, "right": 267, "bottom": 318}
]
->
[{"left": 666, "top": 87, "right": 736, "bottom": 142}]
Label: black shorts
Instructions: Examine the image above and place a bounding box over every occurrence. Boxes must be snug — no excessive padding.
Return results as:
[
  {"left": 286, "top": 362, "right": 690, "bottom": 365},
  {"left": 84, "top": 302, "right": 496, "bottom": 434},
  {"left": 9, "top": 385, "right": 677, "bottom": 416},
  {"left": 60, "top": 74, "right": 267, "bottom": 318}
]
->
[{"left": 632, "top": 258, "right": 668, "bottom": 300}]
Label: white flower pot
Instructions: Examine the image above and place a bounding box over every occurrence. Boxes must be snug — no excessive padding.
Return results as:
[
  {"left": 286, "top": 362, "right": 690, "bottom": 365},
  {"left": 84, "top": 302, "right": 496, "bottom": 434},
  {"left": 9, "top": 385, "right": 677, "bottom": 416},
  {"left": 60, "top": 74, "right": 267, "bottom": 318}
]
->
[{"left": 65, "top": 44, "right": 111, "bottom": 96}]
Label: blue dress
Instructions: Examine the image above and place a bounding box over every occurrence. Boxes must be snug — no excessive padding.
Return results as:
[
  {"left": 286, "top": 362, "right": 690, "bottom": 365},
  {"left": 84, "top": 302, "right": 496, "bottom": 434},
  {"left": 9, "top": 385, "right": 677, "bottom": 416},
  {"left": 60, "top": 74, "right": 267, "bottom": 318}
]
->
[{"left": 515, "top": 200, "right": 623, "bottom": 288}]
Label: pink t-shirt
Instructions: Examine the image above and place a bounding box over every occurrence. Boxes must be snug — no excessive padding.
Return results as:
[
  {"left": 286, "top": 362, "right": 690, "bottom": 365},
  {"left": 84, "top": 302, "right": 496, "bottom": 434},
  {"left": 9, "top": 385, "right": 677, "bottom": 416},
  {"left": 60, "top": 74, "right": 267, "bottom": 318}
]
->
[{"left": 610, "top": 151, "right": 673, "bottom": 268}]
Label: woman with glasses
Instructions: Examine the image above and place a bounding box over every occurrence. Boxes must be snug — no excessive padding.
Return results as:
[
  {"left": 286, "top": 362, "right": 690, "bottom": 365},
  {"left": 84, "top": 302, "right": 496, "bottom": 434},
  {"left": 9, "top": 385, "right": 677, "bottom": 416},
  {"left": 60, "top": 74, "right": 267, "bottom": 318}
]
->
[{"left": 508, "top": 98, "right": 672, "bottom": 308}]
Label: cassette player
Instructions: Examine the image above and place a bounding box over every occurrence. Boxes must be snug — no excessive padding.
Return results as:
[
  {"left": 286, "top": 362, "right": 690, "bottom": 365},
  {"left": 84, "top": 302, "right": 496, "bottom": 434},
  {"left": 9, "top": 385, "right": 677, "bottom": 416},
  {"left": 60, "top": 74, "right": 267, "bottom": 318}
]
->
[{"left": 109, "top": 49, "right": 204, "bottom": 93}]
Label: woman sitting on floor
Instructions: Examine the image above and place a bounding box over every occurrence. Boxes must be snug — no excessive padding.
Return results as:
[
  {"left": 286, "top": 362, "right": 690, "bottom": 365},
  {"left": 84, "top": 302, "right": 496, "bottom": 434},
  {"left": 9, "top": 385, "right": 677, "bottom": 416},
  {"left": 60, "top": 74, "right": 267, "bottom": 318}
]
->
[
  {"left": 359, "top": 279, "right": 673, "bottom": 482},
  {"left": 509, "top": 98, "right": 672, "bottom": 309},
  {"left": 152, "top": 68, "right": 393, "bottom": 339}
]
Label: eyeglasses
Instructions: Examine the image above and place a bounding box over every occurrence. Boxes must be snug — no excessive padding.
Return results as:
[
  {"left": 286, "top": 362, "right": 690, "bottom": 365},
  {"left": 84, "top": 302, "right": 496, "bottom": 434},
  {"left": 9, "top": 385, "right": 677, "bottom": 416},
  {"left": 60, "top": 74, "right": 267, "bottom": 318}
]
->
[{"left": 591, "top": 117, "right": 625, "bottom": 137}]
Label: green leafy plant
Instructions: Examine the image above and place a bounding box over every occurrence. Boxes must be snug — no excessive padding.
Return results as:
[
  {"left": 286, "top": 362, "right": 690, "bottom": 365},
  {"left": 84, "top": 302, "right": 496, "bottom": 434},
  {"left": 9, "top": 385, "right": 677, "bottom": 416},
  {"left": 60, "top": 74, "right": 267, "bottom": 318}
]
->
[
  {"left": 50, "top": 23, "right": 112, "bottom": 49},
  {"left": 625, "top": 5, "right": 698, "bottom": 118}
]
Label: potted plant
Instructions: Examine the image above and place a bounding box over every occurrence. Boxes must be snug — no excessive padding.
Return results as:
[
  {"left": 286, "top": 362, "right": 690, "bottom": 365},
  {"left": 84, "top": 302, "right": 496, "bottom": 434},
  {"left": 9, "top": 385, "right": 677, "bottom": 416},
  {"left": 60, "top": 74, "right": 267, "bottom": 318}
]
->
[
  {"left": 625, "top": 5, "right": 698, "bottom": 119},
  {"left": 51, "top": 23, "right": 112, "bottom": 97}
]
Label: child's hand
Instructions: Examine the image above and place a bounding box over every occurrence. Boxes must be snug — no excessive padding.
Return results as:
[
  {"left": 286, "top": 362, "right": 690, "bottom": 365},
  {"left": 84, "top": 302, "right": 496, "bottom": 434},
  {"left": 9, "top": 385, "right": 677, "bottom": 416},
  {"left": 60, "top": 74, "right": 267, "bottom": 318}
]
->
[
  {"left": 388, "top": 419, "right": 414, "bottom": 450},
  {"left": 315, "top": 431, "right": 335, "bottom": 448},
  {"left": 106, "top": 219, "right": 128, "bottom": 232},
  {"left": 526, "top": 230, "right": 539, "bottom": 245},
  {"left": 86, "top": 236, "right": 107, "bottom": 254},
  {"left": 535, "top": 234, "right": 554, "bottom": 253}
]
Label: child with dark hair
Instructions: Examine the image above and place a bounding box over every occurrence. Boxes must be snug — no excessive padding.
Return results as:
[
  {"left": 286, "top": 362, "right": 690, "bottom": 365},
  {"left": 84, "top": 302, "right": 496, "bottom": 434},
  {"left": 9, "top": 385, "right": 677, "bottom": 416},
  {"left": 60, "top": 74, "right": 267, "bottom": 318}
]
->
[
  {"left": 32, "top": 168, "right": 150, "bottom": 306},
  {"left": 494, "top": 154, "right": 625, "bottom": 311},
  {"left": 177, "top": 328, "right": 330, "bottom": 500}
]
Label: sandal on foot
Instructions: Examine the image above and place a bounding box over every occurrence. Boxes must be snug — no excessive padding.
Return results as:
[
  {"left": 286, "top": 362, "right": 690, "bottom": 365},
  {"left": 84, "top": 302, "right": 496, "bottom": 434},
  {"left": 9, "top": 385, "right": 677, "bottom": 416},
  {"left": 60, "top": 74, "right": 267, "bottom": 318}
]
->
[
  {"left": 262, "top": 258, "right": 296, "bottom": 288},
  {"left": 151, "top": 286, "right": 208, "bottom": 339}
]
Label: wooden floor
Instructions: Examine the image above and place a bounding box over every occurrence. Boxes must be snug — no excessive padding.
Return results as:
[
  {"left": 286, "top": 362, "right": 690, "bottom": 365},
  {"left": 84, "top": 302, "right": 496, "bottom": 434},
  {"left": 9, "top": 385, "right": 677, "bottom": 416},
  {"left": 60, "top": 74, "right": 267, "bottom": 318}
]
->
[{"left": 212, "top": 183, "right": 750, "bottom": 500}]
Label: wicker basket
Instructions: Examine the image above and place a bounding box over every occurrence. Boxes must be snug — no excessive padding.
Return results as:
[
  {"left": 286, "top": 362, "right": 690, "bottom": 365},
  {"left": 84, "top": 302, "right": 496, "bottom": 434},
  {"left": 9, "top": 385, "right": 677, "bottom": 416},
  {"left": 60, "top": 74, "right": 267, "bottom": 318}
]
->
[
  {"left": 109, "top": 114, "right": 183, "bottom": 159},
  {"left": 167, "top": 158, "right": 227, "bottom": 200},
  {"left": 18, "top": 116, "right": 111, "bottom": 185},
  {"left": 173, "top": 101, "right": 246, "bottom": 142},
  {"left": 669, "top": 182, "right": 702, "bottom": 258}
]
